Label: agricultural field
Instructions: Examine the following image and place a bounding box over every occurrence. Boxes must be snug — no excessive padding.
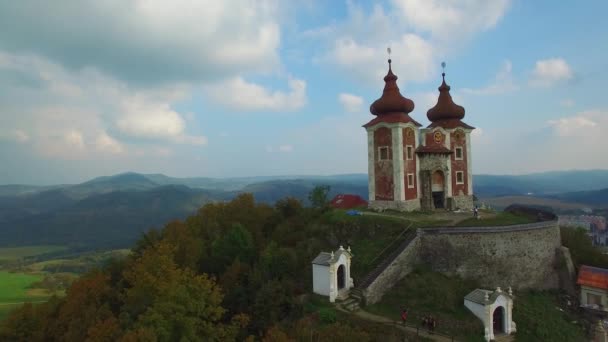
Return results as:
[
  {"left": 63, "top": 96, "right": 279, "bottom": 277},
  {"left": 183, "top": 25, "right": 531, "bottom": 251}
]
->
[{"left": 0, "top": 245, "right": 131, "bottom": 321}]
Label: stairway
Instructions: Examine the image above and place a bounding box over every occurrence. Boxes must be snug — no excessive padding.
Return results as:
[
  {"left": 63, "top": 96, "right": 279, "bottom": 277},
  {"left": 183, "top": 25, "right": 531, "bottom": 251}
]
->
[{"left": 340, "top": 288, "right": 363, "bottom": 311}]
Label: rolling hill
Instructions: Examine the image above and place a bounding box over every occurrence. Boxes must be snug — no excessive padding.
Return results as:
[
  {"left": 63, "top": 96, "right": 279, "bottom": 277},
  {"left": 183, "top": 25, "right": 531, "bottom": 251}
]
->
[{"left": 1, "top": 169, "right": 607, "bottom": 249}]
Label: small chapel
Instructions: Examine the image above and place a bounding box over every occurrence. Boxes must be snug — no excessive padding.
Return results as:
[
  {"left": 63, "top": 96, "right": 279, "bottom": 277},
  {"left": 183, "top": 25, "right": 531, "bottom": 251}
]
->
[{"left": 364, "top": 57, "right": 475, "bottom": 212}]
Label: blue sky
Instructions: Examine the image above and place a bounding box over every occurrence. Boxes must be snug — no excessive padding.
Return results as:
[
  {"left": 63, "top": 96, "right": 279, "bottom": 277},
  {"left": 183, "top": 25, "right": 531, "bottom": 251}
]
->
[{"left": 0, "top": 0, "right": 607, "bottom": 185}]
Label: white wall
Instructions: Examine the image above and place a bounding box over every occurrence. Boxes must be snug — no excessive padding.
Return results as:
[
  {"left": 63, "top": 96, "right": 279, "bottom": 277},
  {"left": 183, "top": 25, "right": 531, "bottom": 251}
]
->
[{"left": 313, "top": 264, "right": 330, "bottom": 296}]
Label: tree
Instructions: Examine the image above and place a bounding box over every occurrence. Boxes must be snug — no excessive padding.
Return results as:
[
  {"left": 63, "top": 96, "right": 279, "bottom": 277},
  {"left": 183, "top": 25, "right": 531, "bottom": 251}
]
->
[{"left": 308, "top": 185, "right": 331, "bottom": 211}]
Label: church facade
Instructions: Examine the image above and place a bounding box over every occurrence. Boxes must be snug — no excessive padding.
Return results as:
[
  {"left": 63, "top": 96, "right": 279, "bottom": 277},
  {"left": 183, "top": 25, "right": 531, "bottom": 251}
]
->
[{"left": 364, "top": 59, "right": 475, "bottom": 211}]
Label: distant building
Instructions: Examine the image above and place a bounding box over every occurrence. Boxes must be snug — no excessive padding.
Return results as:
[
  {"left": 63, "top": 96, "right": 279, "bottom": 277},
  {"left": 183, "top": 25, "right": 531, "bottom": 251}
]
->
[
  {"left": 559, "top": 215, "right": 608, "bottom": 246},
  {"left": 329, "top": 194, "right": 368, "bottom": 209},
  {"left": 364, "top": 59, "right": 474, "bottom": 212},
  {"left": 577, "top": 265, "right": 608, "bottom": 311}
]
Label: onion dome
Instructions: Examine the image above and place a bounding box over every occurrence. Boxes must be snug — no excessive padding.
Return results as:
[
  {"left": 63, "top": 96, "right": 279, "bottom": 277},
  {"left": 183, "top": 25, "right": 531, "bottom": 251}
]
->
[
  {"left": 426, "top": 72, "right": 465, "bottom": 122},
  {"left": 369, "top": 59, "right": 415, "bottom": 115}
]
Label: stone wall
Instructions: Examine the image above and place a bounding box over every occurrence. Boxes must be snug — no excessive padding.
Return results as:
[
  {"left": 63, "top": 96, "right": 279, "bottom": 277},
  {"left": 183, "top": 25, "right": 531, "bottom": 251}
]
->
[
  {"left": 369, "top": 199, "right": 421, "bottom": 212},
  {"left": 451, "top": 194, "right": 474, "bottom": 210},
  {"left": 361, "top": 221, "right": 563, "bottom": 305},
  {"left": 418, "top": 221, "right": 561, "bottom": 290},
  {"left": 363, "top": 236, "right": 420, "bottom": 305}
]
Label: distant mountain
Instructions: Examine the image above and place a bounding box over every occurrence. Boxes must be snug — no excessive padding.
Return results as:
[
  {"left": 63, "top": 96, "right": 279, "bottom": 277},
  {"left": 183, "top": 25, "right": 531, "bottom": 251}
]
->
[
  {"left": 547, "top": 188, "right": 608, "bottom": 206},
  {"left": 1, "top": 169, "right": 608, "bottom": 249},
  {"left": 474, "top": 170, "right": 608, "bottom": 197}
]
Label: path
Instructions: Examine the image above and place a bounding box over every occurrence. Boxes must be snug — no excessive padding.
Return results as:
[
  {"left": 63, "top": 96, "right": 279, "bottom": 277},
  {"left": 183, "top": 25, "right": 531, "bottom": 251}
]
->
[{"left": 335, "top": 305, "right": 456, "bottom": 342}]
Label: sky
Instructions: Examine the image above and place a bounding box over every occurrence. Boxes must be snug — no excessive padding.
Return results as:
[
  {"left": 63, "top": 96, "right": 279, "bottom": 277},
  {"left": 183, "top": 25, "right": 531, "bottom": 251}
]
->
[{"left": 0, "top": 0, "right": 607, "bottom": 185}]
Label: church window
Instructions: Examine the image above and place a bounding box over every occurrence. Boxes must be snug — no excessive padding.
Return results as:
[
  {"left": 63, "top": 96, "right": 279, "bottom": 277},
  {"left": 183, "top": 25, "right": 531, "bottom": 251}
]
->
[
  {"left": 406, "top": 145, "right": 414, "bottom": 160},
  {"left": 407, "top": 173, "right": 415, "bottom": 188},
  {"left": 456, "top": 171, "right": 464, "bottom": 184},
  {"left": 455, "top": 147, "right": 463, "bottom": 160},
  {"left": 379, "top": 146, "right": 389, "bottom": 160}
]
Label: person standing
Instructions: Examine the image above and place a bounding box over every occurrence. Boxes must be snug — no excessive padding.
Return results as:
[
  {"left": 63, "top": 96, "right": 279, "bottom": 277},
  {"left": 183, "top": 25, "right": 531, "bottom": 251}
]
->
[{"left": 400, "top": 308, "right": 408, "bottom": 325}]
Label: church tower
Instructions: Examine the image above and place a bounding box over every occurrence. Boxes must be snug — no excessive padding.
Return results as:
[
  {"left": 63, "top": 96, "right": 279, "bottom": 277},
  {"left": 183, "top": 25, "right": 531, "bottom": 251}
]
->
[
  {"left": 363, "top": 58, "right": 422, "bottom": 211},
  {"left": 418, "top": 67, "right": 475, "bottom": 210},
  {"left": 363, "top": 59, "right": 475, "bottom": 212}
]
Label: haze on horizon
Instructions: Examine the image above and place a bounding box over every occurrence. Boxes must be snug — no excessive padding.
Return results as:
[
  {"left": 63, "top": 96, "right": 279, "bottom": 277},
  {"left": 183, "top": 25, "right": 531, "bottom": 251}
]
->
[{"left": 1, "top": 1, "right": 607, "bottom": 185}]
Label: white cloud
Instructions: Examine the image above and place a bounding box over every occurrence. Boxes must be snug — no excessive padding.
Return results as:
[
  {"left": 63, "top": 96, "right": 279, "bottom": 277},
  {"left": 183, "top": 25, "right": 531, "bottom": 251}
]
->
[
  {"left": 326, "top": 34, "right": 435, "bottom": 84},
  {"left": 547, "top": 113, "right": 599, "bottom": 137},
  {"left": 0, "top": 1, "right": 283, "bottom": 84},
  {"left": 530, "top": 58, "right": 573, "bottom": 87},
  {"left": 0, "top": 129, "right": 30, "bottom": 143},
  {"left": 96, "top": 132, "right": 124, "bottom": 154},
  {"left": 278, "top": 144, "right": 294, "bottom": 152},
  {"left": 391, "top": 0, "right": 511, "bottom": 42},
  {"left": 462, "top": 60, "right": 518, "bottom": 95},
  {"left": 339, "top": 93, "right": 364, "bottom": 113},
  {"left": 560, "top": 99, "right": 575, "bottom": 107},
  {"left": 265, "top": 144, "right": 294, "bottom": 153},
  {"left": 64, "top": 130, "right": 86, "bottom": 150},
  {"left": 204, "top": 76, "right": 307, "bottom": 111}
]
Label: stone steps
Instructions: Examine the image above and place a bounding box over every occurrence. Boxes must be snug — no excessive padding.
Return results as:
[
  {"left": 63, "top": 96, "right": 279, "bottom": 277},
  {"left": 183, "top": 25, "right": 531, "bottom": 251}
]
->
[
  {"left": 492, "top": 334, "right": 514, "bottom": 342},
  {"left": 341, "top": 297, "right": 360, "bottom": 312}
]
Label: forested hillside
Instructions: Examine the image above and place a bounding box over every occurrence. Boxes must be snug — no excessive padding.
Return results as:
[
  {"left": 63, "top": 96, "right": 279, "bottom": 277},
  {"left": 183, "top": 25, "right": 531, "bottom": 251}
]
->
[{"left": 0, "top": 194, "right": 415, "bottom": 341}]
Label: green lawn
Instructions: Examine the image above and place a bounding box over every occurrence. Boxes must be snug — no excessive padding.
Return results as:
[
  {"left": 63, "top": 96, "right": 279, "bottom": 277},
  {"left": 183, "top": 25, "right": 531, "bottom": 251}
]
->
[
  {"left": 365, "top": 269, "right": 588, "bottom": 342},
  {"left": 455, "top": 212, "right": 534, "bottom": 227},
  {"left": 0, "top": 271, "right": 54, "bottom": 321},
  {"left": 0, "top": 245, "right": 68, "bottom": 262},
  {"left": 365, "top": 268, "right": 485, "bottom": 341}
]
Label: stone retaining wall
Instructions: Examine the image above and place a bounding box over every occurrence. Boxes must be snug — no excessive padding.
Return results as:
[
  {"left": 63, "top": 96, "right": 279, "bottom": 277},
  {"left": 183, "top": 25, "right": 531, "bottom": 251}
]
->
[{"left": 362, "top": 221, "right": 563, "bottom": 305}]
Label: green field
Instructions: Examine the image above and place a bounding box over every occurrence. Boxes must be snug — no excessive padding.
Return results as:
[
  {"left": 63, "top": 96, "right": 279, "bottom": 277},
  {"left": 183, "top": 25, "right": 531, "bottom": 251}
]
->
[
  {"left": 0, "top": 271, "right": 53, "bottom": 320},
  {"left": 0, "top": 245, "right": 68, "bottom": 262}
]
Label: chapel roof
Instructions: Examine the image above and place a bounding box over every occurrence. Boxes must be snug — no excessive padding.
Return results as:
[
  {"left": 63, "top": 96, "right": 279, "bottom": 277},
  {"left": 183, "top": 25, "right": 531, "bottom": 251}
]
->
[
  {"left": 577, "top": 265, "right": 608, "bottom": 290},
  {"left": 311, "top": 247, "right": 352, "bottom": 266},
  {"left": 368, "top": 59, "right": 415, "bottom": 117},
  {"left": 465, "top": 288, "right": 512, "bottom": 305},
  {"left": 426, "top": 67, "right": 474, "bottom": 130}
]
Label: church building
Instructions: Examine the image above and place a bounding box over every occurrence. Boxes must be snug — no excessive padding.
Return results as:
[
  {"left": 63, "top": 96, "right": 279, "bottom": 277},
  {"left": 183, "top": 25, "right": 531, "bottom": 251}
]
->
[{"left": 364, "top": 58, "right": 475, "bottom": 211}]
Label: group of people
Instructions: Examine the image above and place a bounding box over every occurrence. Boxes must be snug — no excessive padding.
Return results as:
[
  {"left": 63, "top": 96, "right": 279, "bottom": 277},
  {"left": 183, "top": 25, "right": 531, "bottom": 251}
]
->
[
  {"left": 399, "top": 308, "right": 437, "bottom": 334},
  {"left": 422, "top": 315, "right": 437, "bottom": 333}
]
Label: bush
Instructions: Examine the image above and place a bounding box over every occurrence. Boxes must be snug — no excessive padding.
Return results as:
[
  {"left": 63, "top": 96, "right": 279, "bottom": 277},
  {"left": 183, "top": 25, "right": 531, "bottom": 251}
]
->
[{"left": 318, "top": 308, "right": 337, "bottom": 324}]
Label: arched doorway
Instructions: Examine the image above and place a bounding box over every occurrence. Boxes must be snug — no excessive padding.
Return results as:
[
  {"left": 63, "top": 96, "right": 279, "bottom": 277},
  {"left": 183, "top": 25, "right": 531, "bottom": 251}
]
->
[
  {"left": 493, "top": 306, "right": 505, "bottom": 334},
  {"left": 337, "top": 265, "right": 345, "bottom": 290},
  {"left": 431, "top": 170, "right": 445, "bottom": 209}
]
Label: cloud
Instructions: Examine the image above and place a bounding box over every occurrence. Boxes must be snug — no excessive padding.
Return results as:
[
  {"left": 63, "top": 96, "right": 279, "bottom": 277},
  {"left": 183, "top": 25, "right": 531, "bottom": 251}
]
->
[
  {"left": 96, "top": 132, "right": 124, "bottom": 154},
  {"left": 266, "top": 144, "right": 294, "bottom": 153},
  {"left": 530, "top": 58, "right": 573, "bottom": 87},
  {"left": 462, "top": 60, "right": 518, "bottom": 95},
  {"left": 560, "top": 99, "right": 575, "bottom": 107},
  {"left": 307, "top": 0, "right": 510, "bottom": 86},
  {"left": 0, "top": 1, "right": 283, "bottom": 85},
  {"left": 547, "top": 112, "right": 599, "bottom": 137},
  {"left": 203, "top": 76, "right": 307, "bottom": 111},
  {"left": 0, "top": 129, "right": 30, "bottom": 143},
  {"left": 0, "top": 51, "right": 208, "bottom": 163},
  {"left": 391, "top": 0, "right": 511, "bottom": 42},
  {"left": 326, "top": 34, "right": 435, "bottom": 84},
  {"left": 339, "top": 93, "right": 364, "bottom": 113}
]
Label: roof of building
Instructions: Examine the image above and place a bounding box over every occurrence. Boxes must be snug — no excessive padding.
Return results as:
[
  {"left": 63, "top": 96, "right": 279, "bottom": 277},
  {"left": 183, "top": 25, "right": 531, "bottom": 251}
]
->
[
  {"left": 465, "top": 288, "right": 512, "bottom": 305},
  {"left": 330, "top": 194, "right": 368, "bottom": 209},
  {"left": 415, "top": 145, "right": 452, "bottom": 154},
  {"left": 427, "top": 119, "right": 475, "bottom": 130},
  {"left": 577, "top": 265, "right": 608, "bottom": 290},
  {"left": 427, "top": 72, "right": 466, "bottom": 123},
  {"left": 369, "top": 59, "right": 416, "bottom": 117},
  {"left": 311, "top": 248, "right": 352, "bottom": 266},
  {"left": 363, "top": 112, "right": 422, "bottom": 128}
]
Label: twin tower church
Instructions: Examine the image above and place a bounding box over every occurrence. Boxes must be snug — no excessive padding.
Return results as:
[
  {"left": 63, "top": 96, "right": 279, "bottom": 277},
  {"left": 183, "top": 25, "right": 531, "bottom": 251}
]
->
[{"left": 364, "top": 58, "right": 475, "bottom": 211}]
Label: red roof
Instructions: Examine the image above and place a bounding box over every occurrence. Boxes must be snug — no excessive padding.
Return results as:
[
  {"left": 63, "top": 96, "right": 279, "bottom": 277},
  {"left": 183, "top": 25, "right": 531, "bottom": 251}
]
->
[
  {"left": 330, "top": 194, "right": 368, "bottom": 209},
  {"left": 415, "top": 145, "right": 452, "bottom": 154},
  {"left": 427, "top": 73, "right": 465, "bottom": 123},
  {"left": 577, "top": 265, "right": 608, "bottom": 290},
  {"left": 427, "top": 119, "right": 475, "bottom": 130},
  {"left": 363, "top": 112, "right": 422, "bottom": 128},
  {"left": 369, "top": 59, "right": 415, "bottom": 116}
]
